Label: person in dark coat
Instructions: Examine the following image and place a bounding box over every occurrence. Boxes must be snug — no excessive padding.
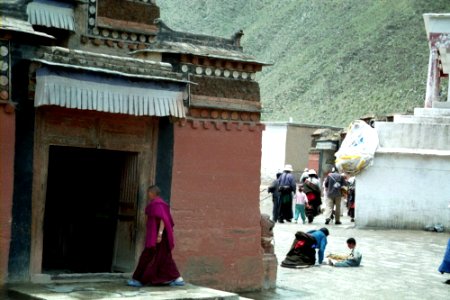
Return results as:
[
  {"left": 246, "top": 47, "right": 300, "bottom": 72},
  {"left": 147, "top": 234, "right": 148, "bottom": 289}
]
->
[
  {"left": 303, "top": 169, "right": 322, "bottom": 223},
  {"left": 324, "top": 168, "right": 346, "bottom": 225},
  {"left": 347, "top": 177, "right": 356, "bottom": 222},
  {"left": 281, "top": 228, "right": 329, "bottom": 268},
  {"left": 277, "top": 164, "right": 296, "bottom": 223},
  {"left": 268, "top": 172, "right": 282, "bottom": 222}
]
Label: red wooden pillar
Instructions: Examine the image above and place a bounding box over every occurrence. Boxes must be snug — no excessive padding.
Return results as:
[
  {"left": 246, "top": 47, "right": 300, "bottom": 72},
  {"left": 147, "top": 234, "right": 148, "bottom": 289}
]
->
[{"left": 0, "top": 103, "right": 15, "bottom": 284}]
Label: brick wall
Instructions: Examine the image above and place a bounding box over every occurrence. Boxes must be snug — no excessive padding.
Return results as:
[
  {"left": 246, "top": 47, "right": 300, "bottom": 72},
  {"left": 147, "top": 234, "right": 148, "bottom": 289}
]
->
[
  {"left": 308, "top": 152, "right": 320, "bottom": 173},
  {"left": 170, "top": 120, "right": 264, "bottom": 292},
  {"left": 191, "top": 76, "right": 260, "bottom": 102},
  {"left": 0, "top": 106, "right": 15, "bottom": 285},
  {"left": 97, "top": 0, "right": 160, "bottom": 25}
]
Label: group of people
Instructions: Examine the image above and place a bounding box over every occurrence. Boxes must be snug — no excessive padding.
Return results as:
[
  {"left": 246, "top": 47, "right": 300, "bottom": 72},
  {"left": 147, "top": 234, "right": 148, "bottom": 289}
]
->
[
  {"left": 122, "top": 182, "right": 450, "bottom": 288},
  {"left": 281, "top": 227, "right": 362, "bottom": 268},
  {"left": 268, "top": 164, "right": 355, "bottom": 225}
]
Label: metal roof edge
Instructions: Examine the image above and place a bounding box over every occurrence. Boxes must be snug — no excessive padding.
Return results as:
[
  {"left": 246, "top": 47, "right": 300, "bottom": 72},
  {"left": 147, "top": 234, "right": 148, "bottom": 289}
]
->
[
  {"left": 156, "top": 19, "right": 239, "bottom": 48},
  {"left": 0, "top": 16, "right": 55, "bottom": 39},
  {"left": 262, "top": 121, "right": 342, "bottom": 130},
  {"left": 189, "top": 103, "right": 261, "bottom": 113}
]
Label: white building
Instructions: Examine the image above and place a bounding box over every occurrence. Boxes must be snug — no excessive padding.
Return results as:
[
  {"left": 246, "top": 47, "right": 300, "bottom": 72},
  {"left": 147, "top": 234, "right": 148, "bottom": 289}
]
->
[
  {"left": 261, "top": 122, "right": 341, "bottom": 183},
  {"left": 356, "top": 14, "right": 450, "bottom": 230}
]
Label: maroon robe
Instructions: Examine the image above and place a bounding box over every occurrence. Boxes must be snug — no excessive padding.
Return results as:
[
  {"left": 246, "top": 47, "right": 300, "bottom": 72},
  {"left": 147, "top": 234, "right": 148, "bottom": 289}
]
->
[{"left": 132, "top": 197, "right": 181, "bottom": 285}]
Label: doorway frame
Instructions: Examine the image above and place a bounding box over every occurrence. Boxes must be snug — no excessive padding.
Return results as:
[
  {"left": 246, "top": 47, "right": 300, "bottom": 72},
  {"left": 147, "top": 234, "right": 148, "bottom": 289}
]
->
[{"left": 30, "top": 107, "right": 159, "bottom": 278}]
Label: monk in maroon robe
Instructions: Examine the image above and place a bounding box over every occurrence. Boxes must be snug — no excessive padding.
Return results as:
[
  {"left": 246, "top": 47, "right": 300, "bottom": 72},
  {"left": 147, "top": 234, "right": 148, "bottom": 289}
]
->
[{"left": 127, "top": 185, "right": 184, "bottom": 287}]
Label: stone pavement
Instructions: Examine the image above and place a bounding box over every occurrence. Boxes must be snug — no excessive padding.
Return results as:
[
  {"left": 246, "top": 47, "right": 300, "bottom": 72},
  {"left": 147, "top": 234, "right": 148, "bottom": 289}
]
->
[
  {"left": 7, "top": 282, "right": 249, "bottom": 300},
  {"left": 5, "top": 196, "right": 450, "bottom": 300},
  {"left": 247, "top": 210, "right": 450, "bottom": 300}
]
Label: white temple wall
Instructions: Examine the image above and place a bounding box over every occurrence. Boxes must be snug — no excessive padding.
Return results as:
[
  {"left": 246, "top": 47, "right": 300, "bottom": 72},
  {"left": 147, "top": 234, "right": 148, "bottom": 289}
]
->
[
  {"left": 261, "top": 124, "right": 287, "bottom": 183},
  {"left": 356, "top": 151, "right": 450, "bottom": 230}
]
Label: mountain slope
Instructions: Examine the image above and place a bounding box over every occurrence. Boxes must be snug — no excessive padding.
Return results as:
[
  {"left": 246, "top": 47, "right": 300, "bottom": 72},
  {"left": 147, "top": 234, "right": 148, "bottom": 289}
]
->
[{"left": 159, "top": 0, "right": 450, "bottom": 126}]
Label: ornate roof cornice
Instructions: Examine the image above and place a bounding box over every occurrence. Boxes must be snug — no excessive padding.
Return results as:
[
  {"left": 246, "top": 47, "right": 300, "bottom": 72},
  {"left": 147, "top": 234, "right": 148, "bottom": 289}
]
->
[{"left": 32, "top": 46, "right": 189, "bottom": 83}]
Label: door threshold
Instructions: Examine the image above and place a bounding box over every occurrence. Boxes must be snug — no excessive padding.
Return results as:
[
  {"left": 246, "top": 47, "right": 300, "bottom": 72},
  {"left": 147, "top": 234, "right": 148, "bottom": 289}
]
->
[{"left": 31, "top": 272, "right": 132, "bottom": 284}]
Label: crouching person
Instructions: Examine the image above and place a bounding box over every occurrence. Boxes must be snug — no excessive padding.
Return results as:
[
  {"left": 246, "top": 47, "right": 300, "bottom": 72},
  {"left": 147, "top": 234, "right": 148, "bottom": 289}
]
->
[
  {"left": 281, "top": 228, "right": 329, "bottom": 268},
  {"left": 329, "top": 238, "right": 362, "bottom": 267}
]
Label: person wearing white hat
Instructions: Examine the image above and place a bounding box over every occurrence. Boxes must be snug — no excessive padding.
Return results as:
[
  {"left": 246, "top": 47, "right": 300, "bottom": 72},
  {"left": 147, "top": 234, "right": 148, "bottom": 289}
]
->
[
  {"left": 283, "top": 164, "right": 294, "bottom": 172},
  {"left": 277, "top": 164, "right": 296, "bottom": 223},
  {"left": 299, "top": 168, "right": 309, "bottom": 183}
]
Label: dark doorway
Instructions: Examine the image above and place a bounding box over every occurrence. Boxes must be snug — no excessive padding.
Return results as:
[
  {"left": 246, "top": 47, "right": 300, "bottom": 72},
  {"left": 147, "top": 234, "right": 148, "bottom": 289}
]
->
[{"left": 42, "top": 146, "right": 135, "bottom": 274}]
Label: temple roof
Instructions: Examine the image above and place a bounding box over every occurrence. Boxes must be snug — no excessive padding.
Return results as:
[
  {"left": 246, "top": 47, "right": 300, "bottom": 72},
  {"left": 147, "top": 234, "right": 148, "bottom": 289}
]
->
[
  {"left": 33, "top": 46, "right": 191, "bottom": 84},
  {"left": 131, "top": 41, "right": 271, "bottom": 65},
  {"left": 134, "top": 20, "right": 272, "bottom": 65}
]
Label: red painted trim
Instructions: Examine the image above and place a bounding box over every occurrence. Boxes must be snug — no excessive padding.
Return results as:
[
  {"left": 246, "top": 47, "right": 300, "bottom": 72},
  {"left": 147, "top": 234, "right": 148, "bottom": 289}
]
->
[{"left": 0, "top": 107, "right": 15, "bottom": 284}]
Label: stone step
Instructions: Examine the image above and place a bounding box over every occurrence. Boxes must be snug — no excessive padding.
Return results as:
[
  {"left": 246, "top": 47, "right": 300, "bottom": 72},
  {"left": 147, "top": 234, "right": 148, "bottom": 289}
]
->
[
  {"left": 393, "top": 114, "right": 450, "bottom": 124},
  {"left": 414, "top": 107, "right": 450, "bottom": 117},
  {"left": 8, "top": 282, "right": 242, "bottom": 300},
  {"left": 374, "top": 121, "right": 450, "bottom": 151},
  {"left": 432, "top": 101, "right": 450, "bottom": 109}
]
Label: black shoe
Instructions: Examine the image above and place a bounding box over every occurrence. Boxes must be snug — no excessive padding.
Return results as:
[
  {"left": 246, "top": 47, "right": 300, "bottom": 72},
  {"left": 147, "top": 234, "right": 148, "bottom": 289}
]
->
[
  {"left": 350, "top": 218, "right": 355, "bottom": 222},
  {"left": 278, "top": 220, "right": 284, "bottom": 224},
  {"left": 445, "top": 279, "right": 450, "bottom": 285},
  {"left": 325, "top": 219, "right": 330, "bottom": 225},
  {"left": 335, "top": 221, "right": 342, "bottom": 225}
]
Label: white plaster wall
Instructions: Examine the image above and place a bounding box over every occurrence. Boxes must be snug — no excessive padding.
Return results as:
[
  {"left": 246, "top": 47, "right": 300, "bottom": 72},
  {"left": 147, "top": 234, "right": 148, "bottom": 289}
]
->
[
  {"left": 261, "top": 124, "right": 287, "bottom": 183},
  {"left": 376, "top": 122, "right": 450, "bottom": 150},
  {"left": 356, "top": 152, "right": 450, "bottom": 230},
  {"left": 424, "top": 14, "right": 450, "bottom": 36}
]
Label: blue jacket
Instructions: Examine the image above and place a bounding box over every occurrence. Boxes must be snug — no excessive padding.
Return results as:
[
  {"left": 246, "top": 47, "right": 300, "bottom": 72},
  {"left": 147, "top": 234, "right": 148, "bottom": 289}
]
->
[
  {"left": 308, "top": 230, "right": 327, "bottom": 264},
  {"left": 278, "top": 172, "right": 296, "bottom": 191},
  {"left": 439, "top": 238, "right": 450, "bottom": 274}
]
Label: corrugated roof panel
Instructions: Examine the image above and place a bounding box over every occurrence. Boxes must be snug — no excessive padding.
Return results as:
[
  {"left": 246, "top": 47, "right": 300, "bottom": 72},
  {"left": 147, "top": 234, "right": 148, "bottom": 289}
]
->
[
  {"left": 0, "top": 15, "right": 55, "bottom": 38},
  {"left": 35, "top": 67, "right": 186, "bottom": 118},
  {"left": 27, "top": 0, "right": 75, "bottom": 31}
]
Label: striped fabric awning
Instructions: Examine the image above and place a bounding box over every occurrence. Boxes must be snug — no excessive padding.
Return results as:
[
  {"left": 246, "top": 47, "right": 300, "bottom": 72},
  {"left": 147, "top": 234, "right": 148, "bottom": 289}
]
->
[
  {"left": 35, "top": 67, "right": 186, "bottom": 118},
  {"left": 27, "top": 0, "right": 75, "bottom": 31}
]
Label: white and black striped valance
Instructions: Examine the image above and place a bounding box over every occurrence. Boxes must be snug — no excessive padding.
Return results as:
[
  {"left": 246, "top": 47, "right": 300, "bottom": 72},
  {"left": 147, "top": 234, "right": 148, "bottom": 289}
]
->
[
  {"left": 35, "top": 67, "right": 186, "bottom": 118},
  {"left": 27, "top": 0, "right": 75, "bottom": 31}
]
